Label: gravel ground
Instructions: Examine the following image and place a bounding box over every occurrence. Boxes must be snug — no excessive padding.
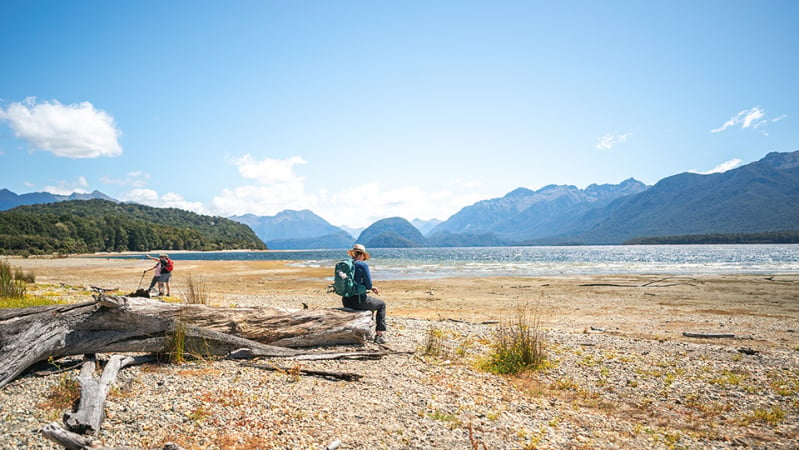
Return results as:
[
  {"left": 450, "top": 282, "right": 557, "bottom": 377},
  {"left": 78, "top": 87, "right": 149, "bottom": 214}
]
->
[{"left": 2, "top": 312, "right": 797, "bottom": 449}]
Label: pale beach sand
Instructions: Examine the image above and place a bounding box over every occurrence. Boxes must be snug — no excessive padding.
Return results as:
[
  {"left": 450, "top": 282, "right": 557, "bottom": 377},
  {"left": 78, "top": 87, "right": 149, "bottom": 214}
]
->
[
  {"left": 8, "top": 255, "right": 799, "bottom": 349},
  {"left": 2, "top": 255, "right": 798, "bottom": 449}
]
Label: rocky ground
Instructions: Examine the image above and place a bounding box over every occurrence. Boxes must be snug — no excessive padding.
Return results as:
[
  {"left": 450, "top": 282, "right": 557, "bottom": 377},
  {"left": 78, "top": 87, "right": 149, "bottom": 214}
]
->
[{"left": 1, "top": 256, "right": 797, "bottom": 449}]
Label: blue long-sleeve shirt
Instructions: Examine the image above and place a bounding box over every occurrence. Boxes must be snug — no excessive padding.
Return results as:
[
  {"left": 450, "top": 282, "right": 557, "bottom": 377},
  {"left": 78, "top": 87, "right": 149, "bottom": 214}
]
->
[{"left": 353, "top": 260, "right": 373, "bottom": 290}]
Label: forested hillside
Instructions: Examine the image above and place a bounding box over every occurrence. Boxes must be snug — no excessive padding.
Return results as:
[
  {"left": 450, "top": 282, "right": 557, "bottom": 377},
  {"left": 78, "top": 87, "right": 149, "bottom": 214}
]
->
[{"left": 0, "top": 199, "right": 266, "bottom": 255}]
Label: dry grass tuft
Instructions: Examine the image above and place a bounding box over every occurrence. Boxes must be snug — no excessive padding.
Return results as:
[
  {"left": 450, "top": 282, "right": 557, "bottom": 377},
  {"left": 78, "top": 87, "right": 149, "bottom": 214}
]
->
[
  {"left": 0, "top": 260, "right": 26, "bottom": 299},
  {"left": 479, "top": 303, "right": 547, "bottom": 375},
  {"left": 181, "top": 272, "right": 209, "bottom": 305}
]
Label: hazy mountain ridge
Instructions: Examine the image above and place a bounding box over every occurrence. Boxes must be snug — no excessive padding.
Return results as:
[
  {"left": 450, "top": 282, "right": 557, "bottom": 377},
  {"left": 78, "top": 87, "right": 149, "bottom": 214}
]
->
[
  {"left": 4, "top": 150, "right": 798, "bottom": 249},
  {"left": 0, "top": 189, "right": 117, "bottom": 210},
  {"left": 568, "top": 151, "right": 799, "bottom": 243},
  {"left": 430, "top": 178, "right": 649, "bottom": 242},
  {"left": 230, "top": 210, "right": 353, "bottom": 249},
  {"left": 411, "top": 218, "right": 442, "bottom": 236}
]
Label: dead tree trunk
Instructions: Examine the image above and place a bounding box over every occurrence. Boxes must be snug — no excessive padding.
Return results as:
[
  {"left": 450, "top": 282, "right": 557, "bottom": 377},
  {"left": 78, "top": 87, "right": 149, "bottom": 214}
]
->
[
  {"left": 41, "top": 422, "right": 185, "bottom": 450},
  {"left": 0, "top": 296, "right": 373, "bottom": 388},
  {"left": 64, "top": 354, "right": 136, "bottom": 434}
]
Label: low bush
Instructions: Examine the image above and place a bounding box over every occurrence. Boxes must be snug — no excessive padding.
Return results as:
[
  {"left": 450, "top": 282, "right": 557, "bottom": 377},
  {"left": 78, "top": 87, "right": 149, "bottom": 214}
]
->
[{"left": 479, "top": 303, "right": 547, "bottom": 375}]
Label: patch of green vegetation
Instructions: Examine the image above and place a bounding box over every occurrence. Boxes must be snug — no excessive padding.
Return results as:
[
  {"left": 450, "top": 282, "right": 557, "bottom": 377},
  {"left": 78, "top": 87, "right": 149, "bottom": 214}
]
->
[
  {"left": 767, "top": 369, "right": 799, "bottom": 396},
  {"left": 0, "top": 295, "right": 68, "bottom": 308},
  {"left": 425, "top": 409, "right": 460, "bottom": 425},
  {"left": 741, "top": 406, "right": 786, "bottom": 426},
  {"left": 187, "top": 406, "right": 211, "bottom": 423},
  {"left": 552, "top": 377, "right": 581, "bottom": 392},
  {"left": 478, "top": 304, "right": 547, "bottom": 375},
  {"left": 708, "top": 370, "right": 746, "bottom": 387}
]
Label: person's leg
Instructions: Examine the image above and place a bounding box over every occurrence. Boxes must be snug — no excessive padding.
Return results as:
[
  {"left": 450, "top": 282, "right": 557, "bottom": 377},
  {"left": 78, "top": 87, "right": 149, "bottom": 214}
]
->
[
  {"left": 162, "top": 273, "right": 171, "bottom": 296},
  {"left": 360, "top": 295, "right": 387, "bottom": 333},
  {"left": 148, "top": 276, "right": 158, "bottom": 291}
]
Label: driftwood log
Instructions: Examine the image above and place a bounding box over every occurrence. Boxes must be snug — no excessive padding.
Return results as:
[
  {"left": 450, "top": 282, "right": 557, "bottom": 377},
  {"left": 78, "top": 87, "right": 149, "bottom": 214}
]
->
[
  {"left": 682, "top": 332, "right": 736, "bottom": 339},
  {"left": 64, "top": 354, "right": 135, "bottom": 434},
  {"left": 41, "top": 422, "right": 185, "bottom": 450},
  {"left": 0, "top": 295, "right": 373, "bottom": 388}
]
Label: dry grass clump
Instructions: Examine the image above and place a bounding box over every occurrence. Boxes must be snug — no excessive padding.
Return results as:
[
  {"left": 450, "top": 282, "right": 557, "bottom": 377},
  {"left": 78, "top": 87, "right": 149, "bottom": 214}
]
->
[
  {"left": 38, "top": 358, "right": 81, "bottom": 418},
  {"left": 165, "top": 319, "right": 214, "bottom": 364},
  {"left": 420, "top": 326, "right": 448, "bottom": 358},
  {"left": 0, "top": 260, "right": 27, "bottom": 299},
  {"left": 181, "top": 273, "right": 209, "bottom": 305},
  {"left": 479, "top": 303, "right": 547, "bottom": 375}
]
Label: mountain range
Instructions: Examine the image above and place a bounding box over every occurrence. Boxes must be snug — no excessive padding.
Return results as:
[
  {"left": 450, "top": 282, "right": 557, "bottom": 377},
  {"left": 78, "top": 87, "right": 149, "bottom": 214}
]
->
[
  {"left": 3, "top": 150, "right": 798, "bottom": 248},
  {"left": 0, "top": 189, "right": 117, "bottom": 210},
  {"left": 230, "top": 210, "right": 353, "bottom": 250}
]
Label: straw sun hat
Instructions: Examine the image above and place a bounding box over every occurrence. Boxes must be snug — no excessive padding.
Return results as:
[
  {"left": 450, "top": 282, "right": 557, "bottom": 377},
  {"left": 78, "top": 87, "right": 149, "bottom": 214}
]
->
[{"left": 347, "top": 244, "right": 370, "bottom": 260}]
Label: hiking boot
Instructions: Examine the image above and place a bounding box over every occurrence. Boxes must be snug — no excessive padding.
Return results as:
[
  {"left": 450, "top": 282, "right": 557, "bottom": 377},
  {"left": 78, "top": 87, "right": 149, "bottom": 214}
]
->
[{"left": 374, "top": 335, "right": 386, "bottom": 344}]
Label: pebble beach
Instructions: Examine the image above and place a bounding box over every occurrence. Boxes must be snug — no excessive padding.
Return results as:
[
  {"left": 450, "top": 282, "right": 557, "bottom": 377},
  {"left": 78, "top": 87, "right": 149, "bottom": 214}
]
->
[{"left": 1, "top": 256, "right": 797, "bottom": 449}]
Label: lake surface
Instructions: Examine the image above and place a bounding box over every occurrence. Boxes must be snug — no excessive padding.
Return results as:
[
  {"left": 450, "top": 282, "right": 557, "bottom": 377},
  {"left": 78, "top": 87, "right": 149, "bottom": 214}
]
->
[{"left": 107, "top": 245, "right": 799, "bottom": 280}]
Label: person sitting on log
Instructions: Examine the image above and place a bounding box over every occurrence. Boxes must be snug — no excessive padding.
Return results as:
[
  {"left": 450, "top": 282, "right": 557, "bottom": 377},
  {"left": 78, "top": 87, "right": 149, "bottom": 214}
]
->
[{"left": 341, "top": 244, "right": 387, "bottom": 344}]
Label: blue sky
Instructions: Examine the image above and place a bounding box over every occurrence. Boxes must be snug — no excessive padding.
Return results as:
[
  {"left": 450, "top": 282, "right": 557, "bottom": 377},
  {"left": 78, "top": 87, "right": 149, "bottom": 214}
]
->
[{"left": 1, "top": 1, "right": 797, "bottom": 228}]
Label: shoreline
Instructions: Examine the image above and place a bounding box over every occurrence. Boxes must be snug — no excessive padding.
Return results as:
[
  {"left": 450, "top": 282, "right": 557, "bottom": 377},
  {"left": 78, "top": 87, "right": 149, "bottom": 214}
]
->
[{"left": 6, "top": 256, "right": 799, "bottom": 350}]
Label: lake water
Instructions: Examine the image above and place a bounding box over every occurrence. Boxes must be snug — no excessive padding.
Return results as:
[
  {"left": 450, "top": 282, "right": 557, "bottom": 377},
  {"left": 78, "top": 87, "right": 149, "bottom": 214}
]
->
[{"left": 110, "top": 245, "right": 799, "bottom": 280}]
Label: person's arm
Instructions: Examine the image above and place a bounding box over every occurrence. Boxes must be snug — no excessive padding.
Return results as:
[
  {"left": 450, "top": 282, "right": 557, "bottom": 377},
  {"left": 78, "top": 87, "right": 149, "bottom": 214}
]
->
[{"left": 355, "top": 261, "right": 379, "bottom": 294}]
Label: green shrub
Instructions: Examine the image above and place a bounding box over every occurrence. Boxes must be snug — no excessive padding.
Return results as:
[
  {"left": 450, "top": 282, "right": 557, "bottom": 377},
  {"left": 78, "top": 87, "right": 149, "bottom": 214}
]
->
[{"left": 479, "top": 303, "right": 546, "bottom": 375}]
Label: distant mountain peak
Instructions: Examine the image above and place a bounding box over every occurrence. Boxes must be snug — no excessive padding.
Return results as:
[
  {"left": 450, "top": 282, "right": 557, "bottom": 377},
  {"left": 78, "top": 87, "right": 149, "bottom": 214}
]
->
[
  {"left": 505, "top": 187, "right": 534, "bottom": 198},
  {"left": 760, "top": 150, "right": 799, "bottom": 170},
  {"left": 229, "top": 209, "right": 353, "bottom": 248},
  {"left": 358, "top": 217, "right": 427, "bottom": 248}
]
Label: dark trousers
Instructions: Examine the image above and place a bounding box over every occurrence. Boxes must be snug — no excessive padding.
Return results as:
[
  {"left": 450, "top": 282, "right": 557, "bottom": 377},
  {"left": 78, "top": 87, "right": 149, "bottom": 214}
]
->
[
  {"left": 343, "top": 294, "right": 387, "bottom": 332},
  {"left": 148, "top": 276, "right": 159, "bottom": 291}
]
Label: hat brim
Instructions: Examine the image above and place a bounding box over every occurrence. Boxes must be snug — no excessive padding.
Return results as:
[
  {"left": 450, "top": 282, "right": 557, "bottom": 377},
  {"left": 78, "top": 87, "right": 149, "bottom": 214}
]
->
[{"left": 348, "top": 249, "right": 370, "bottom": 260}]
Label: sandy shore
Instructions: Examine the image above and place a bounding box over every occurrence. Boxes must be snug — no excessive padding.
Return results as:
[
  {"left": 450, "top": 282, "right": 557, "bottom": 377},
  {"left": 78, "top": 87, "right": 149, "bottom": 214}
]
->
[
  {"left": 7, "top": 255, "right": 799, "bottom": 350},
  {"left": 2, "top": 255, "right": 798, "bottom": 449}
]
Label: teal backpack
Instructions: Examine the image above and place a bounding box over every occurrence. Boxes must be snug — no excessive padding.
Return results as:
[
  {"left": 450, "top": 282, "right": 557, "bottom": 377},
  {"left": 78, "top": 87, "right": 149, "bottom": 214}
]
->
[{"left": 332, "top": 259, "right": 367, "bottom": 297}]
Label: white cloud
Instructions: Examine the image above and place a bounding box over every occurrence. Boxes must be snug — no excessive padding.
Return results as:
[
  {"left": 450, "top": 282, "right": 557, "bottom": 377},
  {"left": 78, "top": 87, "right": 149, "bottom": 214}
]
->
[
  {"left": 689, "top": 158, "right": 743, "bottom": 175},
  {"left": 100, "top": 171, "right": 151, "bottom": 188},
  {"left": 711, "top": 106, "right": 768, "bottom": 133},
  {"left": 0, "top": 97, "right": 122, "bottom": 158},
  {"left": 209, "top": 155, "right": 317, "bottom": 216},
  {"left": 235, "top": 154, "right": 306, "bottom": 184},
  {"left": 44, "top": 176, "right": 90, "bottom": 195},
  {"left": 594, "top": 132, "right": 630, "bottom": 150},
  {"left": 211, "top": 184, "right": 318, "bottom": 217},
  {"left": 205, "top": 154, "right": 488, "bottom": 227},
  {"left": 123, "top": 188, "right": 206, "bottom": 213},
  {"left": 772, "top": 114, "right": 787, "bottom": 123}
]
